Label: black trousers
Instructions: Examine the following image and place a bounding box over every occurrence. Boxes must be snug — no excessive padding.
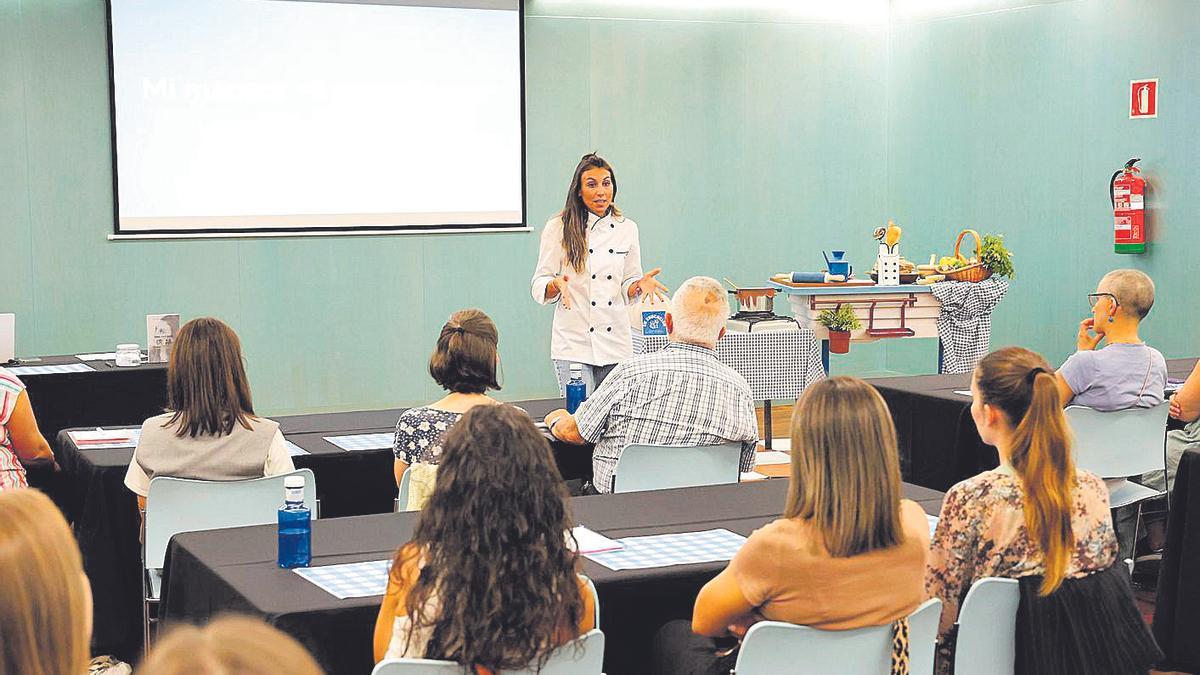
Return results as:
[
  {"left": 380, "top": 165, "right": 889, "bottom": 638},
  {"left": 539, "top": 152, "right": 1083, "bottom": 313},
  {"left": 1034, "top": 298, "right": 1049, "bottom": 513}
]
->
[{"left": 651, "top": 620, "right": 738, "bottom": 675}]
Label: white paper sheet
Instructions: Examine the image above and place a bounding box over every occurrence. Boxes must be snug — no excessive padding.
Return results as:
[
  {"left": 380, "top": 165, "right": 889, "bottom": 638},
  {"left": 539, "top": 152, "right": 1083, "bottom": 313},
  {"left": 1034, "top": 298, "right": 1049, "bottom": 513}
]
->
[
  {"left": 755, "top": 450, "right": 791, "bottom": 465},
  {"left": 570, "top": 526, "right": 624, "bottom": 554}
]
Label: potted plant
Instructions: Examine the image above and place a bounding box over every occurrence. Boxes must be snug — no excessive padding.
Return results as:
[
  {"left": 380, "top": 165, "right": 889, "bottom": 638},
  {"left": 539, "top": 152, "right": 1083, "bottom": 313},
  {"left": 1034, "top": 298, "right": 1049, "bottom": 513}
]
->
[
  {"left": 979, "top": 233, "right": 1015, "bottom": 279},
  {"left": 817, "top": 305, "right": 861, "bottom": 354}
]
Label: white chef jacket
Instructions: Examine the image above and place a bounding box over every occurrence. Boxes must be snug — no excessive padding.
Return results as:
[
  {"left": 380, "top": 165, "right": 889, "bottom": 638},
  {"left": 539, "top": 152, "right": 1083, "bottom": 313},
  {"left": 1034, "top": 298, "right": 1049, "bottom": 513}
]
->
[{"left": 531, "top": 210, "right": 644, "bottom": 366}]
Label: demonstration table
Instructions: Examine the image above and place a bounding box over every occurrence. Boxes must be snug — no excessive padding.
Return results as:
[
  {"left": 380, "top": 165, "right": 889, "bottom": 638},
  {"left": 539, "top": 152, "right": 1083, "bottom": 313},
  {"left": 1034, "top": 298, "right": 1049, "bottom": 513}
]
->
[
  {"left": 869, "top": 358, "right": 1198, "bottom": 492},
  {"left": 55, "top": 399, "right": 582, "bottom": 661},
  {"left": 159, "top": 479, "right": 945, "bottom": 675}
]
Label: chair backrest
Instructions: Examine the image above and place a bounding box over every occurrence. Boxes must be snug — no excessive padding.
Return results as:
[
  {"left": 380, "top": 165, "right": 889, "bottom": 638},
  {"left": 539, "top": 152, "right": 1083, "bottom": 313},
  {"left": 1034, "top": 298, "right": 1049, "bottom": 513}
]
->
[
  {"left": 612, "top": 442, "right": 742, "bottom": 493},
  {"left": 581, "top": 575, "right": 600, "bottom": 629},
  {"left": 733, "top": 598, "right": 942, "bottom": 674},
  {"left": 1064, "top": 402, "right": 1169, "bottom": 478},
  {"left": 144, "top": 468, "right": 317, "bottom": 570},
  {"left": 396, "top": 467, "right": 412, "bottom": 513},
  {"left": 371, "top": 629, "right": 604, "bottom": 675},
  {"left": 953, "top": 577, "right": 1019, "bottom": 675}
]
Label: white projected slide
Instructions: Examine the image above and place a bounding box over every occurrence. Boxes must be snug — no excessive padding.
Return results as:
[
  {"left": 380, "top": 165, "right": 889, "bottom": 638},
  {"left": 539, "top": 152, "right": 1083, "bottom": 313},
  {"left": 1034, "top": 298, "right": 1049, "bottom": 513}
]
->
[{"left": 108, "top": 0, "right": 524, "bottom": 235}]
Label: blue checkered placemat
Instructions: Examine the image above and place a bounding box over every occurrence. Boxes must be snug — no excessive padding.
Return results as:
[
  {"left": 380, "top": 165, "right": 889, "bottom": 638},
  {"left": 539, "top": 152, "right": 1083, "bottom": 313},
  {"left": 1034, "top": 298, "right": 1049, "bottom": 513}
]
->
[
  {"left": 584, "top": 529, "right": 747, "bottom": 571},
  {"left": 8, "top": 363, "right": 95, "bottom": 376},
  {"left": 322, "top": 433, "right": 393, "bottom": 452},
  {"left": 285, "top": 440, "right": 309, "bottom": 457},
  {"left": 293, "top": 559, "right": 390, "bottom": 599}
]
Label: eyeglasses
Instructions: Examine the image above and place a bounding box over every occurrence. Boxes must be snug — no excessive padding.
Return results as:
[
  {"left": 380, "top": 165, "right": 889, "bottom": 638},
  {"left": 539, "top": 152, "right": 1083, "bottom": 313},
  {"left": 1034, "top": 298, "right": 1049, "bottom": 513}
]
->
[{"left": 1088, "top": 292, "right": 1118, "bottom": 308}]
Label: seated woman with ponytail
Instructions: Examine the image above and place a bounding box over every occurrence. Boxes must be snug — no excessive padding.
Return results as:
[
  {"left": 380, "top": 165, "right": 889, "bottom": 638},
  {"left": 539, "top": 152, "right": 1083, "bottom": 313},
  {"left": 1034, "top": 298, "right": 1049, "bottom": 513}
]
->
[{"left": 927, "top": 347, "right": 1158, "bottom": 674}]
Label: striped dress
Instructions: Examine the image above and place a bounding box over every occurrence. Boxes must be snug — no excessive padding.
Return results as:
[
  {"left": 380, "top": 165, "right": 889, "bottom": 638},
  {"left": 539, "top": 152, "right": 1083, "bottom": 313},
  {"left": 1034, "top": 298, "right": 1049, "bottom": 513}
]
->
[{"left": 0, "top": 368, "right": 28, "bottom": 489}]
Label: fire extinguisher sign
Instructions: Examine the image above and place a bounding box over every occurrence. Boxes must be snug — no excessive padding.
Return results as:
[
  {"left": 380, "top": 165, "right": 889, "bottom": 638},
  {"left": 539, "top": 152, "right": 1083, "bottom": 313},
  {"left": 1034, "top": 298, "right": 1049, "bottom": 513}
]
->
[{"left": 1130, "top": 79, "right": 1158, "bottom": 119}]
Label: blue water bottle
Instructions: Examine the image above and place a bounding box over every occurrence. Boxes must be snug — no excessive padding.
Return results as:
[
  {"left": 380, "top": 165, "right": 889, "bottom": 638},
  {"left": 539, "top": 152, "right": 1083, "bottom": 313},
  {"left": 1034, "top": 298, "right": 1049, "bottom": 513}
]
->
[
  {"left": 277, "top": 475, "right": 311, "bottom": 569},
  {"left": 565, "top": 363, "right": 587, "bottom": 414}
]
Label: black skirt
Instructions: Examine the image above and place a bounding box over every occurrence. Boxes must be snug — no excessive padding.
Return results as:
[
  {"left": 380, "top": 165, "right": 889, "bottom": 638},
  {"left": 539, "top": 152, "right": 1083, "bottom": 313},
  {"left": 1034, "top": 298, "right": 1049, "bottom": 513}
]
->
[{"left": 1015, "top": 564, "right": 1163, "bottom": 675}]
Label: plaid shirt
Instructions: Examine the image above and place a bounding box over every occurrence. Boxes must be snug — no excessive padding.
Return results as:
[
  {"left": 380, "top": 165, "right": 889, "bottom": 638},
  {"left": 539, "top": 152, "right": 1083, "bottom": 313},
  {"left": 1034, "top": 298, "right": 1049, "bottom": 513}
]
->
[{"left": 574, "top": 342, "right": 759, "bottom": 493}]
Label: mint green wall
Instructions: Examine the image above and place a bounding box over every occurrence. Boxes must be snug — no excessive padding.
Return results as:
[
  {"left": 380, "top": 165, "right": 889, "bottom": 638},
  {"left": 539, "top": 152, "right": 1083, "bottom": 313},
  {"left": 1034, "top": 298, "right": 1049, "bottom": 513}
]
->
[
  {"left": 883, "top": 0, "right": 1199, "bottom": 374},
  {"left": 1, "top": 1, "right": 888, "bottom": 414},
  {"left": 6, "top": 0, "right": 1193, "bottom": 415}
]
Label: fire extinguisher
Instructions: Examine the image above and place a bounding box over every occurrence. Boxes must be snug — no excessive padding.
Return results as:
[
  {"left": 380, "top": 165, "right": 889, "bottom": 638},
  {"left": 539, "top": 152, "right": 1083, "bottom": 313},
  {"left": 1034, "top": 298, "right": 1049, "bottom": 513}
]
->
[{"left": 1110, "top": 158, "right": 1146, "bottom": 254}]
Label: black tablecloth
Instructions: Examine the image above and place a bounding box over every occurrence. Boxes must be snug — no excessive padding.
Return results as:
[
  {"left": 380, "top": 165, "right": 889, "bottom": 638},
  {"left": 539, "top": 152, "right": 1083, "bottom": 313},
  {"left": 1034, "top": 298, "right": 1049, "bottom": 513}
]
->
[
  {"left": 869, "top": 358, "right": 1198, "bottom": 492},
  {"left": 1153, "top": 447, "right": 1200, "bottom": 672},
  {"left": 56, "top": 398, "right": 584, "bottom": 661},
  {"left": 18, "top": 354, "right": 166, "bottom": 517},
  {"left": 160, "top": 479, "right": 945, "bottom": 675}
]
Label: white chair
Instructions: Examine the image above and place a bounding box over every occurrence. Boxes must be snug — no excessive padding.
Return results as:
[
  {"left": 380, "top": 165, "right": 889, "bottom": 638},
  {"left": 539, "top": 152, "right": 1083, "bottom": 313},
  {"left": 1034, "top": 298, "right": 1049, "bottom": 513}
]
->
[
  {"left": 732, "top": 598, "right": 942, "bottom": 674},
  {"left": 142, "top": 469, "right": 317, "bottom": 651},
  {"left": 611, "top": 442, "right": 743, "bottom": 493},
  {"left": 1065, "top": 402, "right": 1170, "bottom": 554},
  {"left": 395, "top": 467, "right": 412, "bottom": 512},
  {"left": 371, "top": 628, "right": 605, "bottom": 675},
  {"left": 953, "top": 577, "right": 1020, "bottom": 675}
]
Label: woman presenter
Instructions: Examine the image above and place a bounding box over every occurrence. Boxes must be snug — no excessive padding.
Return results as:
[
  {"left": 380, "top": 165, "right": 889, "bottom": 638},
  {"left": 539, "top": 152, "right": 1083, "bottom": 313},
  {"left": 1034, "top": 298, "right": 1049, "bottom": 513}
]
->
[{"left": 531, "top": 153, "right": 667, "bottom": 394}]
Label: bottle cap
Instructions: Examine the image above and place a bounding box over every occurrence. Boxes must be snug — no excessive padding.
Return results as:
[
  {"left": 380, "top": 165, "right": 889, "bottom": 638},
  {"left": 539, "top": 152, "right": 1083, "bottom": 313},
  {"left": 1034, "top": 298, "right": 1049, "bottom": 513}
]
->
[
  {"left": 569, "top": 363, "right": 583, "bottom": 373},
  {"left": 284, "top": 475, "right": 305, "bottom": 489},
  {"left": 116, "top": 344, "right": 139, "bottom": 351}
]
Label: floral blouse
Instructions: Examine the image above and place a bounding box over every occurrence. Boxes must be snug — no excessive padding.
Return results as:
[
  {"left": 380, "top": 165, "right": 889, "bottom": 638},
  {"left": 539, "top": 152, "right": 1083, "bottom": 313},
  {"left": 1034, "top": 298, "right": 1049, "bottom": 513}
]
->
[
  {"left": 925, "top": 468, "right": 1117, "bottom": 671},
  {"left": 393, "top": 408, "right": 462, "bottom": 466}
]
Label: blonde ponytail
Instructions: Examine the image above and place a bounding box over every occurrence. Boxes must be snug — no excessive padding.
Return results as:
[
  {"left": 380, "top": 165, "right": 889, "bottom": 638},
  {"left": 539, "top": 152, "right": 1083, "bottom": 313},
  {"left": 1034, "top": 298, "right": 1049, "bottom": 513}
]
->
[{"left": 975, "top": 349, "right": 1077, "bottom": 596}]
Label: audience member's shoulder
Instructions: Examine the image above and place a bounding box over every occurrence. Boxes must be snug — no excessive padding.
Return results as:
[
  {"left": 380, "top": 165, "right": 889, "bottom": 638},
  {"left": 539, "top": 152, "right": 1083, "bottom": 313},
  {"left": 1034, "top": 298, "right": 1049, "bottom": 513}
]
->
[
  {"left": 249, "top": 416, "right": 280, "bottom": 433},
  {"left": 0, "top": 366, "right": 23, "bottom": 389},
  {"left": 140, "top": 412, "right": 175, "bottom": 429},
  {"left": 1074, "top": 469, "right": 1109, "bottom": 495},
  {"left": 947, "top": 470, "right": 1020, "bottom": 504}
]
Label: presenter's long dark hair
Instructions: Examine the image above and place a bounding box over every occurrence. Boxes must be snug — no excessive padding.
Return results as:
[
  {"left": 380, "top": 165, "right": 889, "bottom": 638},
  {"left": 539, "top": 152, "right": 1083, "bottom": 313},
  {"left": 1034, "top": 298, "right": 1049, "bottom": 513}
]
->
[
  {"left": 560, "top": 153, "right": 620, "bottom": 272},
  {"left": 395, "top": 405, "right": 583, "bottom": 671}
]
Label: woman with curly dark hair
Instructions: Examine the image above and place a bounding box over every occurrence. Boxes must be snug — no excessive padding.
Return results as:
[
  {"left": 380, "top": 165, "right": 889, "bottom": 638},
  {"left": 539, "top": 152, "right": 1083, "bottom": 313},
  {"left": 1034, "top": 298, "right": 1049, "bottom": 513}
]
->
[{"left": 373, "top": 404, "right": 596, "bottom": 671}]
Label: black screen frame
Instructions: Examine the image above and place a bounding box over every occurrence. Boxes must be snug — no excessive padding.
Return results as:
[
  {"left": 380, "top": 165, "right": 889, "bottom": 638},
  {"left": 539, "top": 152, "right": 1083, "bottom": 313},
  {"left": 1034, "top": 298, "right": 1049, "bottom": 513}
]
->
[{"left": 104, "top": 0, "right": 527, "bottom": 238}]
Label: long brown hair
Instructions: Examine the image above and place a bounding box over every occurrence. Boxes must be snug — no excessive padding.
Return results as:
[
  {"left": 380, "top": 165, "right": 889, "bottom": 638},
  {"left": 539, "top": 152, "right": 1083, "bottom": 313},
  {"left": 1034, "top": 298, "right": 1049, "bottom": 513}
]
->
[
  {"left": 396, "top": 405, "right": 582, "bottom": 671},
  {"left": 428, "top": 309, "right": 500, "bottom": 394},
  {"left": 786, "top": 377, "right": 904, "bottom": 557},
  {"left": 559, "top": 153, "right": 621, "bottom": 272},
  {"left": 138, "top": 615, "right": 324, "bottom": 675},
  {"left": 165, "top": 317, "right": 256, "bottom": 438},
  {"left": 0, "top": 489, "right": 90, "bottom": 675},
  {"left": 975, "top": 347, "right": 1076, "bottom": 595}
]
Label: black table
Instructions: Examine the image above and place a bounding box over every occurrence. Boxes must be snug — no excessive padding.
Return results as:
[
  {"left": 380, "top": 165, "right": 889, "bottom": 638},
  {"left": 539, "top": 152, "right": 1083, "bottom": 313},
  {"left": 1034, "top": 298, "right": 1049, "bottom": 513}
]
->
[
  {"left": 869, "top": 358, "right": 1198, "bottom": 492},
  {"left": 15, "top": 354, "right": 167, "bottom": 517},
  {"left": 1153, "top": 447, "right": 1200, "bottom": 672},
  {"left": 159, "top": 479, "right": 945, "bottom": 675},
  {"left": 56, "top": 398, "right": 585, "bottom": 662}
]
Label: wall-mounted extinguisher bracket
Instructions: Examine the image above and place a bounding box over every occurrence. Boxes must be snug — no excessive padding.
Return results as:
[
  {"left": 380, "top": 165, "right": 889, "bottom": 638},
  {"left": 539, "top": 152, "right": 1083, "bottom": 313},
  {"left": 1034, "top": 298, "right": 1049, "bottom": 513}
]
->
[{"left": 1110, "top": 158, "right": 1147, "bottom": 254}]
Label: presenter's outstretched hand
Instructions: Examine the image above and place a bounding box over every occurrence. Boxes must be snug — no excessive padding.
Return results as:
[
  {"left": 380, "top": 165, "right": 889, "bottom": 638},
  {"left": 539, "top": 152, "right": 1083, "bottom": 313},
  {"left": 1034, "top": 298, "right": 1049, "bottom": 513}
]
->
[
  {"left": 550, "top": 276, "right": 572, "bottom": 309},
  {"left": 632, "top": 267, "right": 669, "bottom": 303}
]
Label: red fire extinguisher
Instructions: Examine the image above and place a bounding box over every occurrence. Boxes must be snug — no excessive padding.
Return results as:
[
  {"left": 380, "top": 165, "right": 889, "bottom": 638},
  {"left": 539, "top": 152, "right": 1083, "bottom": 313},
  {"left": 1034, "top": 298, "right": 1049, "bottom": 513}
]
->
[{"left": 1110, "top": 158, "right": 1146, "bottom": 254}]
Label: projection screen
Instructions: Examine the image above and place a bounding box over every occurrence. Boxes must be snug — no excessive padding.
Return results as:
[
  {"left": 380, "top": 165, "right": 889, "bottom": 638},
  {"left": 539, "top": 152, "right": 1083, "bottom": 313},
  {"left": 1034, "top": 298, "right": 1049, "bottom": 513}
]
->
[{"left": 107, "top": 0, "right": 525, "bottom": 237}]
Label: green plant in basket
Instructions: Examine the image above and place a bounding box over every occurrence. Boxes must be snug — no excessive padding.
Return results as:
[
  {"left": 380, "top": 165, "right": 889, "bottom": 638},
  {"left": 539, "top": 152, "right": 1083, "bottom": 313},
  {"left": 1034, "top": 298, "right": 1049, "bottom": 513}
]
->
[
  {"left": 817, "top": 305, "right": 862, "bottom": 333},
  {"left": 980, "top": 233, "right": 1015, "bottom": 278}
]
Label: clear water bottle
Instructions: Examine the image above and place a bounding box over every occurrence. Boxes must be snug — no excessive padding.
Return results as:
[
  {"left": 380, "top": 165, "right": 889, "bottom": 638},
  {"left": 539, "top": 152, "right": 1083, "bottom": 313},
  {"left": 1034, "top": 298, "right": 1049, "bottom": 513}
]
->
[
  {"left": 277, "top": 475, "right": 311, "bottom": 569},
  {"left": 565, "top": 363, "right": 587, "bottom": 414}
]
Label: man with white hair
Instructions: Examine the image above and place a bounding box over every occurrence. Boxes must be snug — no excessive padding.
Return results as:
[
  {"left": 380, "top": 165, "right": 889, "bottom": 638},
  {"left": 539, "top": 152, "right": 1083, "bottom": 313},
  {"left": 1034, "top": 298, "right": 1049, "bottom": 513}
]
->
[{"left": 546, "top": 276, "right": 759, "bottom": 494}]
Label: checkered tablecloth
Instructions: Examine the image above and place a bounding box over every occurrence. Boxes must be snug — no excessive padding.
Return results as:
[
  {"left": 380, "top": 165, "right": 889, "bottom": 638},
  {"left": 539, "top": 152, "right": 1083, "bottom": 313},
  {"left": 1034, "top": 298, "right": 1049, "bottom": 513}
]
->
[
  {"left": 285, "top": 440, "right": 309, "bottom": 457},
  {"left": 931, "top": 278, "right": 1009, "bottom": 374},
  {"left": 584, "top": 528, "right": 747, "bottom": 571},
  {"left": 640, "top": 329, "right": 824, "bottom": 401},
  {"left": 322, "top": 433, "right": 393, "bottom": 452},
  {"left": 8, "top": 363, "right": 94, "bottom": 376},
  {"left": 293, "top": 559, "right": 390, "bottom": 599}
]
